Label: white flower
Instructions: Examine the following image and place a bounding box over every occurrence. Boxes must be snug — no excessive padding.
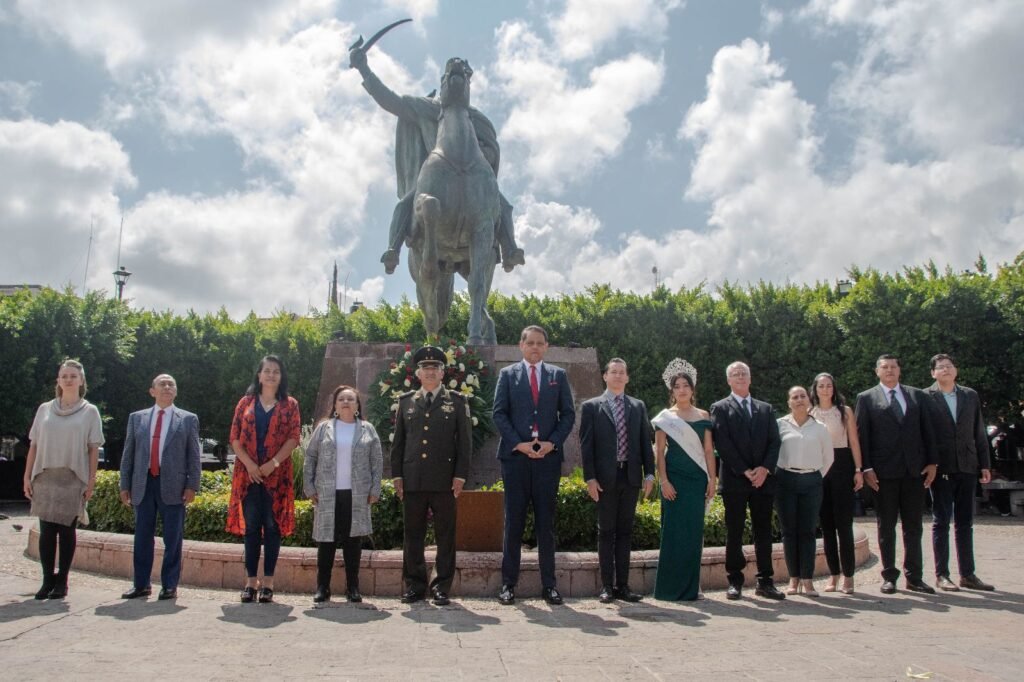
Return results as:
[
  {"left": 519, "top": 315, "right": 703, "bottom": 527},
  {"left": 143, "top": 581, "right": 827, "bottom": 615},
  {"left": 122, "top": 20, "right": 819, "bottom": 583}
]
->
[
  {"left": 379, "top": 381, "right": 390, "bottom": 395},
  {"left": 390, "top": 402, "right": 399, "bottom": 412},
  {"left": 449, "top": 379, "right": 458, "bottom": 388},
  {"left": 466, "top": 373, "right": 477, "bottom": 386},
  {"left": 404, "top": 378, "right": 411, "bottom": 387},
  {"left": 478, "top": 360, "right": 484, "bottom": 369},
  {"left": 459, "top": 362, "right": 465, "bottom": 372},
  {"left": 472, "top": 417, "right": 478, "bottom": 426},
  {"left": 388, "top": 432, "right": 395, "bottom": 442}
]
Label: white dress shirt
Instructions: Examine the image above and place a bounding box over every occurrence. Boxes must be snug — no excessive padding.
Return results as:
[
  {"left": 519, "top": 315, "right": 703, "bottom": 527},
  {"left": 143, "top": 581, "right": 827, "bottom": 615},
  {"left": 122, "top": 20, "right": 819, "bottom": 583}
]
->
[{"left": 777, "top": 415, "right": 834, "bottom": 476}]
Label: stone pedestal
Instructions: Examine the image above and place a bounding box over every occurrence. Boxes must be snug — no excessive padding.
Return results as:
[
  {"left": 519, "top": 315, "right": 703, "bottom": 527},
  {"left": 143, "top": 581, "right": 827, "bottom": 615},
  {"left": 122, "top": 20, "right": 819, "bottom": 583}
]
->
[{"left": 315, "top": 341, "right": 603, "bottom": 488}]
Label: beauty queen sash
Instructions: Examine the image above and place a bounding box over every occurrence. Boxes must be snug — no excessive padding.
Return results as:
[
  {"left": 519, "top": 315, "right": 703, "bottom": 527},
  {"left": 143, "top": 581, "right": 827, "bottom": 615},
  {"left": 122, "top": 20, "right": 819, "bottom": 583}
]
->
[{"left": 651, "top": 409, "right": 708, "bottom": 477}]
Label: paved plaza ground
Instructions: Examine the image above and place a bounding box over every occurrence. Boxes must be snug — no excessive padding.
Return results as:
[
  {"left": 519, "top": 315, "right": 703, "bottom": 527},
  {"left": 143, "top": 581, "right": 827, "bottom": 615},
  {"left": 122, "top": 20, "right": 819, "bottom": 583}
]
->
[{"left": 1, "top": 501, "right": 1021, "bottom": 680}]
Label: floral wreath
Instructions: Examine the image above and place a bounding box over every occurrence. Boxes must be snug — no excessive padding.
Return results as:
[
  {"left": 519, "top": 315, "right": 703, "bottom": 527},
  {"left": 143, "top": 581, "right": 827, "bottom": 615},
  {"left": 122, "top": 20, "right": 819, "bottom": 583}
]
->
[{"left": 367, "top": 339, "right": 495, "bottom": 451}]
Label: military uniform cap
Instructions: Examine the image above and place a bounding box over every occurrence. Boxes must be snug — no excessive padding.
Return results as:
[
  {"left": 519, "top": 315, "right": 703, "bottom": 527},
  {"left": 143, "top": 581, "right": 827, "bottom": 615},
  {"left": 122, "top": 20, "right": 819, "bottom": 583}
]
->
[{"left": 413, "top": 345, "right": 447, "bottom": 366}]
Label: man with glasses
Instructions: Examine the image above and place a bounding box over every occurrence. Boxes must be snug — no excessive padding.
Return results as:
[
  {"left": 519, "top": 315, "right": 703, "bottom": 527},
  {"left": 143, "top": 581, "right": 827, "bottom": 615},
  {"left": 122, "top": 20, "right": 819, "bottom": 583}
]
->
[
  {"left": 391, "top": 345, "right": 472, "bottom": 606},
  {"left": 710, "top": 361, "right": 784, "bottom": 600},
  {"left": 925, "top": 354, "right": 995, "bottom": 591}
]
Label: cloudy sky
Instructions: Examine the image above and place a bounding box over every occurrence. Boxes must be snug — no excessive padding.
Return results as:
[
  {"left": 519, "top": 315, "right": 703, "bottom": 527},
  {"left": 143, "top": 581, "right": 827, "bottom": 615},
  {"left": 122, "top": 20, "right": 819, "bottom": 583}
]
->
[{"left": 2, "top": 0, "right": 1022, "bottom": 316}]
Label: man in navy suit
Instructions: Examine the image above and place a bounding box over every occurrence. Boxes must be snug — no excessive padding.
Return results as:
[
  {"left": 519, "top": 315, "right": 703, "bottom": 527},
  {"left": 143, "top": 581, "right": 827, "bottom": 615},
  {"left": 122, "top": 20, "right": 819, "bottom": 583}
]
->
[
  {"left": 119, "top": 374, "right": 201, "bottom": 600},
  {"left": 493, "top": 325, "right": 576, "bottom": 605},
  {"left": 855, "top": 354, "right": 938, "bottom": 595},
  {"left": 925, "top": 353, "right": 994, "bottom": 592},
  {"left": 580, "top": 358, "right": 655, "bottom": 602},
  {"left": 710, "top": 361, "right": 784, "bottom": 600}
]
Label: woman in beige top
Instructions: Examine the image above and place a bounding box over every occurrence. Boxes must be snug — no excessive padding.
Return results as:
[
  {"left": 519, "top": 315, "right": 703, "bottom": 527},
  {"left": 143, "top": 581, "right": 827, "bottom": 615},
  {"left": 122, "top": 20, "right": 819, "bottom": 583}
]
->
[
  {"left": 809, "top": 372, "right": 864, "bottom": 594},
  {"left": 23, "top": 359, "right": 104, "bottom": 599}
]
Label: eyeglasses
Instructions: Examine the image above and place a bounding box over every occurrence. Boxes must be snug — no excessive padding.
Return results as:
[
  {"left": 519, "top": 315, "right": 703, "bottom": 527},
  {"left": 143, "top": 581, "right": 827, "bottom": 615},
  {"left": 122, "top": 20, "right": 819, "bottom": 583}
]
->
[{"left": 933, "top": 364, "right": 956, "bottom": 371}]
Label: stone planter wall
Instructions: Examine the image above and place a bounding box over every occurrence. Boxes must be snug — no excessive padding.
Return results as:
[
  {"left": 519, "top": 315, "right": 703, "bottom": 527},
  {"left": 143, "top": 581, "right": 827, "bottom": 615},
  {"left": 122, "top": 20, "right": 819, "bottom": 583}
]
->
[{"left": 27, "top": 527, "right": 870, "bottom": 597}]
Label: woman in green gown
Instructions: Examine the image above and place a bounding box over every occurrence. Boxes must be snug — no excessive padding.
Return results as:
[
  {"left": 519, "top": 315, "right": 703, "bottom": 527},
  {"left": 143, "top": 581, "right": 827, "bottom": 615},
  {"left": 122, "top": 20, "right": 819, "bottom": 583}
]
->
[{"left": 652, "top": 359, "right": 717, "bottom": 601}]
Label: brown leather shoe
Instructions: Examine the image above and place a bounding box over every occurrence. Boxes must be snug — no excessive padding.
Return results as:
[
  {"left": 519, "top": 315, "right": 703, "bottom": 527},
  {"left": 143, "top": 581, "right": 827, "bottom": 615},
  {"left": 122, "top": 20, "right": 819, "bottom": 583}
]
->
[
  {"left": 959, "top": 575, "right": 995, "bottom": 591},
  {"left": 935, "top": 575, "right": 960, "bottom": 592}
]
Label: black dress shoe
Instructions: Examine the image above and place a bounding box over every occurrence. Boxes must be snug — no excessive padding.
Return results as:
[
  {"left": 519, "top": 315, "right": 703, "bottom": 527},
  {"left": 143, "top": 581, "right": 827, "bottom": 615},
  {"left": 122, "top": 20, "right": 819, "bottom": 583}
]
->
[
  {"left": 35, "top": 578, "right": 56, "bottom": 600},
  {"left": 47, "top": 584, "right": 68, "bottom": 600},
  {"left": 346, "top": 589, "right": 362, "bottom": 603},
  {"left": 542, "top": 587, "right": 564, "bottom": 605},
  {"left": 880, "top": 580, "right": 897, "bottom": 594},
  {"left": 498, "top": 584, "right": 515, "bottom": 605},
  {"left": 755, "top": 581, "right": 785, "bottom": 600},
  {"left": 313, "top": 586, "right": 330, "bottom": 603},
  {"left": 240, "top": 586, "right": 256, "bottom": 603},
  {"left": 959, "top": 575, "right": 995, "bottom": 591},
  {"left": 401, "top": 589, "right": 424, "bottom": 604},
  {"left": 906, "top": 580, "right": 935, "bottom": 595},
  {"left": 158, "top": 588, "right": 177, "bottom": 600},
  {"left": 431, "top": 589, "right": 451, "bottom": 606},
  {"left": 121, "top": 586, "right": 153, "bottom": 599},
  {"left": 726, "top": 584, "right": 742, "bottom": 600},
  {"left": 598, "top": 586, "right": 614, "bottom": 604},
  {"left": 613, "top": 586, "right": 643, "bottom": 602},
  {"left": 935, "top": 575, "right": 960, "bottom": 592}
]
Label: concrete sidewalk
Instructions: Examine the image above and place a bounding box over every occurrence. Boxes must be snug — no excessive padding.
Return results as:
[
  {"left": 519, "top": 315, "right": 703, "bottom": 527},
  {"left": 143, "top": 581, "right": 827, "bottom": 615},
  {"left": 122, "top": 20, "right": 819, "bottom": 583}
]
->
[{"left": 1, "top": 501, "right": 1022, "bottom": 680}]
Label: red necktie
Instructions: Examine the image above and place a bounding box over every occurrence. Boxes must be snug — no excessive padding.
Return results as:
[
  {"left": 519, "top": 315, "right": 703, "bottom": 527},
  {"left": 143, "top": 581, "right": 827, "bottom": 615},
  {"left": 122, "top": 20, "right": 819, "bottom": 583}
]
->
[
  {"left": 530, "top": 365, "right": 539, "bottom": 404},
  {"left": 150, "top": 409, "right": 165, "bottom": 476}
]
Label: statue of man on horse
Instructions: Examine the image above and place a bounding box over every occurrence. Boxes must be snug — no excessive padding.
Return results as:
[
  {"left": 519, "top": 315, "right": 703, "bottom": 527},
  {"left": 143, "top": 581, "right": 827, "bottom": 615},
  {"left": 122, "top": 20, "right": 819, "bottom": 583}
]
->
[{"left": 349, "top": 20, "right": 524, "bottom": 345}]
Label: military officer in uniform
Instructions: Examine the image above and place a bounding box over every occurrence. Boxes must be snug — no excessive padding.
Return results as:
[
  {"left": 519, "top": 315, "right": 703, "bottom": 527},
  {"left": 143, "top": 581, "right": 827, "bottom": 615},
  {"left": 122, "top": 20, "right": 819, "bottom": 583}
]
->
[{"left": 391, "top": 345, "right": 472, "bottom": 605}]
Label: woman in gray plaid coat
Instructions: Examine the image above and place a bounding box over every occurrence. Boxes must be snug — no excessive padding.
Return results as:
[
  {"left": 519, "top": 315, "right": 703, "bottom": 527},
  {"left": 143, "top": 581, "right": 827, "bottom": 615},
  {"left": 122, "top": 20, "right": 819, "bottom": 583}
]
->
[{"left": 304, "top": 385, "right": 382, "bottom": 603}]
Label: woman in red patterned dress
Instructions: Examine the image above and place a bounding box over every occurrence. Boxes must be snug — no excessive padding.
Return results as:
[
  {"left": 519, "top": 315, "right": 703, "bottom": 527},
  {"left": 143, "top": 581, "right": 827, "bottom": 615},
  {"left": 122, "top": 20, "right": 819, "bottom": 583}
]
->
[{"left": 226, "top": 355, "right": 300, "bottom": 603}]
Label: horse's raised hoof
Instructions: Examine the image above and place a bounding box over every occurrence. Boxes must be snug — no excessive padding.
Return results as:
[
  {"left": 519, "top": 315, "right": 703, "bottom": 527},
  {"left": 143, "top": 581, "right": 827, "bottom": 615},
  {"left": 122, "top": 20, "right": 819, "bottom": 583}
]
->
[
  {"left": 502, "top": 248, "right": 525, "bottom": 272},
  {"left": 381, "top": 249, "right": 400, "bottom": 275}
]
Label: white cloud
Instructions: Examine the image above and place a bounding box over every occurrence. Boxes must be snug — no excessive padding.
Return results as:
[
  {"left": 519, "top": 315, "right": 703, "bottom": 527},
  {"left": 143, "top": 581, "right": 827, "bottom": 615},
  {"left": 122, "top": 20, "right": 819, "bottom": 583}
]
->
[
  {"left": 381, "top": 0, "right": 438, "bottom": 23},
  {"left": 494, "top": 21, "right": 665, "bottom": 193},
  {"left": 801, "top": 0, "right": 1024, "bottom": 154},
  {"left": 0, "top": 118, "right": 135, "bottom": 290},
  {"left": 0, "top": 80, "right": 39, "bottom": 117},
  {"left": 760, "top": 3, "right": 783, "bottom": 34},
  {"left": 10, "top": 0, "right": 338, "bottom": 73},
  {"left": 550, "top": 0, "right": 683, "bottom": 61}
]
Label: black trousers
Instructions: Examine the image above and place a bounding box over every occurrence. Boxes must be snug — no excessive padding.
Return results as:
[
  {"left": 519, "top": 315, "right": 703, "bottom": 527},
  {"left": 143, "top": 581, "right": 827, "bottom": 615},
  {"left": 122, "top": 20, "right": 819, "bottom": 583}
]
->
[
  {"left": 931, "top": 473, "right": 977, "bottom": 578},
  {"left": 316, "top": 490, "right": 362, "bottom": 590},
  {"left": 403, "top": 490, "right": 456, "bottom": 594},
  {"left": 820, "top": 448, "right": 856, "bottom": 577},
  {"left": 875, "top": 476, "right": 926, "bottom": 582},
  {"left": 596, "top": 468, "right": 640, "bottom": 589},
  {"left": 722, "top": 486, "right": 775, "bottom": 585},
  {"left": 38, "top": 519, "right": 77, "bottom": 587}
]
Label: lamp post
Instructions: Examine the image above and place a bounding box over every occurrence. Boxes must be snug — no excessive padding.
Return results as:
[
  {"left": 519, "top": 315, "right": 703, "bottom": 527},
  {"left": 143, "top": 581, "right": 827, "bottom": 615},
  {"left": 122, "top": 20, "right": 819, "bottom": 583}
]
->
[{"left": 113, "top": 266, "right": 132, "bottom": 301}]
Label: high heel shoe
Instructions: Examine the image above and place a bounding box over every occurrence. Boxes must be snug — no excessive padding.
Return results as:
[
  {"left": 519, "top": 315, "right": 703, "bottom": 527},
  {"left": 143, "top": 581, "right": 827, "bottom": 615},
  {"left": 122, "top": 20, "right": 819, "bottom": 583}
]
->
[
  {"left": 823, "top": 575, "right": 840, "bottom": 593},
  {"left": 35, "top": 576, "right": 56, "bottom": 600},
  {"left": 801, "top": 580, "right": 819, "bottom": 597},
  {"left": 841, "top": 577, "right": 855, "bottom": 595}
]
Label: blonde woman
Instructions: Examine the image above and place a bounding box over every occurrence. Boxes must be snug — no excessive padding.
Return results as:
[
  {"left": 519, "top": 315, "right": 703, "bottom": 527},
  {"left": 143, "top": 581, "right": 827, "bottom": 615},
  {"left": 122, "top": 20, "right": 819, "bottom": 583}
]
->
[{"left": 23, "top": 359, "right": 104, "bottom": 599}]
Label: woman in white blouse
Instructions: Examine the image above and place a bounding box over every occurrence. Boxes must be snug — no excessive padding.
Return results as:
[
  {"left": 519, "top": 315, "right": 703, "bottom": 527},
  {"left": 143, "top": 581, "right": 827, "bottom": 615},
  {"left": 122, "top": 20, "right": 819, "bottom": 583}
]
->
[
  {"left": 776, "top": 386, "right": 833, "bottom": 596},
  {"left": 304, "top": 385, "right": 383, "bottom": 604}
]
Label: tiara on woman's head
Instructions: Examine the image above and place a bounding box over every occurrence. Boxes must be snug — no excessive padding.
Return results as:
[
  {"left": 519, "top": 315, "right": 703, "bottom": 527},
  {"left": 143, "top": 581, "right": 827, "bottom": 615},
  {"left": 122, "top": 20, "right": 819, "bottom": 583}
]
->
[{"left": 662, "top": 358, "right": 698, "bottom": 389}]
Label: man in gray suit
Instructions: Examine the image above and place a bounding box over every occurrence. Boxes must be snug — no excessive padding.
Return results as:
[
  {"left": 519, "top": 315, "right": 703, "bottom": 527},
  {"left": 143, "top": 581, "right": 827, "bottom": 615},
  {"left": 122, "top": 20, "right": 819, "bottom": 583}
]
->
[
  {"left": 925, "top": 353, "right": 995, "bottom": 591},
  {"left": 855, "top": 354, "right": 937, "bottom": 595},
  {"left": 119, "top": 374, "right": 201, "bottom": 600}
]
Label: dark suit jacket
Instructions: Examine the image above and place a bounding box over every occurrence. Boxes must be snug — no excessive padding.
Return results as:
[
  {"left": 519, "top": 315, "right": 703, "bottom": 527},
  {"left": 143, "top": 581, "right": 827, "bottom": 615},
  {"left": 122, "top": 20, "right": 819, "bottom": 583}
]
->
[
  {"left": 119, "top": 406, "right": 202, "bottom": 506},
  {"left": 493, "top": 361, "right": 575, "bottom": 461},
  {"left": 855, "top": 384, "right": 937, "bottom": 479},
  {"left": 710, "top": 395, "right": 781, "bottom": 493},
  {"left": 924, "top": 382, "right": 990, "bottom": 474},
  {"left": 579, "top": 392, "right": 656, "bottom": 489},
  {"left": 391, "top": 387, "right": 472, "bottom": 492}
]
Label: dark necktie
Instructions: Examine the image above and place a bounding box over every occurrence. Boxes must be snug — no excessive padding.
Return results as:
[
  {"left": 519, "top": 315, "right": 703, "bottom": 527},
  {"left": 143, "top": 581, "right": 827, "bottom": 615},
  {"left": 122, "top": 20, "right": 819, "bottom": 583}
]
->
[
  {"left": 150, "top": 409, "right": 165, "bottom": 476},
  {"left": 613, "top": 395, "right": 628, "bottom": 462},
  {"left": 424, "top": 392, "right": 433, "bottom": 410},
  {"left": 890, "top": 389, "right": 904, "bottom": 420}
]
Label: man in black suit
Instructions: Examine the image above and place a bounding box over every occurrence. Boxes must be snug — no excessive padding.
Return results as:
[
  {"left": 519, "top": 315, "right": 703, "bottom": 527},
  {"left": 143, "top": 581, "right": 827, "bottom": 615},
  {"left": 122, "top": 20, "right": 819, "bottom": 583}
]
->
[
  {"left": 710, "top": 361, "right": 784, "bottom": 600},
  {"left": 392, "top": 345, "right": 472, "bottom": 606},
  {"left": 855, "top": 353, "right": 938, "bottom": 595},
  {"left": 925, "top": 353, "right": 994, "bottom": 591},
  {"left": 493, "top": 325, "right": 576, "bottom": 605},
  {"left": 580, "top": 358, "right": 656, "bottom": 603}
]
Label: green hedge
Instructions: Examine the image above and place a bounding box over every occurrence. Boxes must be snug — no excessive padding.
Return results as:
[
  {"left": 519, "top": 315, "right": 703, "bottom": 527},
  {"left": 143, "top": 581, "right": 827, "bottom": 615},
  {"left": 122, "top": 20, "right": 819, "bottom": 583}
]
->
[{"left": 88, "top": 470, "right": 778, "bottom": 550}]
